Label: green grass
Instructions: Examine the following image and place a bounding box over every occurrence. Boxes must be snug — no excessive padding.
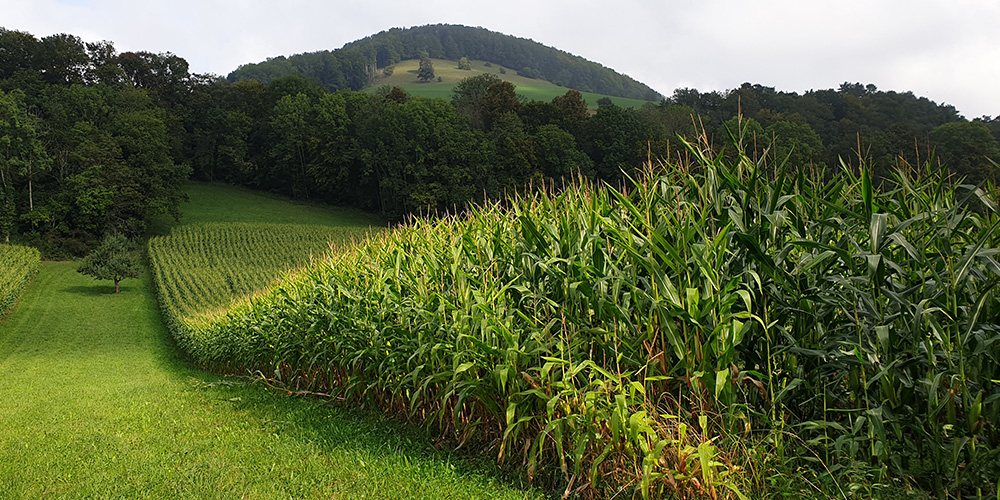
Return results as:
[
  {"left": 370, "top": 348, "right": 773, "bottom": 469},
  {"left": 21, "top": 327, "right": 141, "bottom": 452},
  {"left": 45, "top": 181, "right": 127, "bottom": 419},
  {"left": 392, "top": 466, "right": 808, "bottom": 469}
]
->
[
  {"left": 0, "top": 184, "right": 542, "bottom": 499},
  {"left": 177, "top": 182, "right": 383, "bottom": 227},
  {"left": 368, "top": 58, "right": 656, "bottom": 109}
]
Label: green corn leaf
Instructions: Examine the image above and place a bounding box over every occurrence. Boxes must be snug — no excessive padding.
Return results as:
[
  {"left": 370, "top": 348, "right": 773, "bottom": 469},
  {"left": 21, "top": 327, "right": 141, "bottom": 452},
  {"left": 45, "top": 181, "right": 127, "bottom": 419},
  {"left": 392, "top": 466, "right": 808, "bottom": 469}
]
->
[
  {"left": 659, "top": 311, "right": 686, "bottom": 361},
  {"left": 964, "top": 281, "right": 1000, "bottom": 345},
  {"left": 887, "top": 232, "right": 920, "bottom": 261},
  {"left": 774, "top": 378, "right": 802, "bottom": 403},
  {"left": 715, "top": 368, "right": 730, "bottom": 400},
  {"left": 870, "top": 213, "right": 887, "bottom": 253},
  {"left": 862, "top": 163, "right": 874, "bottom": 217},
  {"left": 955, "top": 219, "right": 1000, "bottom": 287},
  {"left": 506, "top": 401, "right": 517, "bottom": 427}
]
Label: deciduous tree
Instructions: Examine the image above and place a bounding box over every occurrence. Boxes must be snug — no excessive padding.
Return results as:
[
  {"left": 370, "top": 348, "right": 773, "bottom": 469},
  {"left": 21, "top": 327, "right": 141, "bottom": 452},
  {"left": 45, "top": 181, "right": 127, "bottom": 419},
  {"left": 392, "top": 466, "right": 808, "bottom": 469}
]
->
[
  {"left": 0, "top": 184, "right": 13, "bottom": 243},
  {"left": 930, "top": 121, "right": 1000, "bottom": 184},
  {"left": 766, "top": 119, "right": 824, "bottom": 167},
  {"left": 0, "top": 89, "right": 51, "bottom": 213},
  {"left": 417, "top": 54, "right": 435, "bottom": 82},
  {"left": 77, "top": 232, "right": 141, "bottom": 293},
  {"left": 451, "top": 74, "right": 501, "bottom": 129},
  {"left": 480, "top": 81, "right": 521, "bottom": 130}
]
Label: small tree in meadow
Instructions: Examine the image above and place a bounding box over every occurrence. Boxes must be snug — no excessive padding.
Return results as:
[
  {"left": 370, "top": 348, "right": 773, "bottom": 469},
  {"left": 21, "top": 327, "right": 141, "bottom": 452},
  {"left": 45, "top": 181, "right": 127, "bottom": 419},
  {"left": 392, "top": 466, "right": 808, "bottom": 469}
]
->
[
  {"left": 418, "top": 53, "right": 435, "bottom": 82},
  {"left": 78, "top": 232, "right": 141, "bottom": 293}
]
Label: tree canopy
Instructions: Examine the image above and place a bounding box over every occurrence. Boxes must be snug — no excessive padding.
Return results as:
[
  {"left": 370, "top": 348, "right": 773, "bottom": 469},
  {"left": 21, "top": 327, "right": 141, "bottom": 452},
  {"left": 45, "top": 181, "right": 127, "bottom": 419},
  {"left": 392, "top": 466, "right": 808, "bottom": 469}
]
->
[{"left": 0, "top": 28, "right": 189, "bottom": 256}]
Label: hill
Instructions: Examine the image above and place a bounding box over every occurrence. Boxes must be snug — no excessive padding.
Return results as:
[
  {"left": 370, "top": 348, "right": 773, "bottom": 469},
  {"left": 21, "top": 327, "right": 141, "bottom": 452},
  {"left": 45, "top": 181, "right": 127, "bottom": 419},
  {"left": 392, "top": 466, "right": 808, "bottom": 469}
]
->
[
  {"left": 369, "top": 58, "right": 655, "bottom": 108},
  {"left": 227, "top": 24, "right": 663, "bottom": 101}
]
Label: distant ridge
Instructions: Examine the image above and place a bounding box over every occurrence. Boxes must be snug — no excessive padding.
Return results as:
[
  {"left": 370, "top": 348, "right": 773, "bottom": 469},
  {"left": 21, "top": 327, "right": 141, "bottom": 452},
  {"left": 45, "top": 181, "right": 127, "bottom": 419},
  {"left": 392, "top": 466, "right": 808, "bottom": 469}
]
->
[{"left": 227, "top": 24, "right": 663, "bottom": 101}]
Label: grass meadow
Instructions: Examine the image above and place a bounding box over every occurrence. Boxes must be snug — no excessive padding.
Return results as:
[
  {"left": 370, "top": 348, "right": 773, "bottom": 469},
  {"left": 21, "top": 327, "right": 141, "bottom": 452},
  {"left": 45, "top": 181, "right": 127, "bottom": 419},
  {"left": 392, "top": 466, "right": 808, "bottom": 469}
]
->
[
  {"left": 368, "top": 58, "right": 656, "bottom": 109},
  {"left": 167, "top": 182, "right": 383, "bottom": 228}
]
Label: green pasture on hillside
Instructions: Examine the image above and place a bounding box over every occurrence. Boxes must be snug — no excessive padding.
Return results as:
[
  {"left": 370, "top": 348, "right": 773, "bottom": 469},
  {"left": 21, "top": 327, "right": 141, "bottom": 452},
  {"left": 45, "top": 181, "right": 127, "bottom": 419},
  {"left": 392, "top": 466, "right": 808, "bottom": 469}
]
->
[{"left": 368, "top": 58, "right": 656, "bottom": 109}]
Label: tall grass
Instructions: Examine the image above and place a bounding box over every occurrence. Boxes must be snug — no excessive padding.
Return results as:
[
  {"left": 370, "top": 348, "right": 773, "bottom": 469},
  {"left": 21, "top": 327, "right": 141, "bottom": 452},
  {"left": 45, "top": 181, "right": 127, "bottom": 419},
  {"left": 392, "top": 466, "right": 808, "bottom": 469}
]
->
[
  {"left": 0, "top": 244, "right": 40, "bottom": 318},
  {"left": 150, "top": 132, "right": 1000, "bottom": 498}
]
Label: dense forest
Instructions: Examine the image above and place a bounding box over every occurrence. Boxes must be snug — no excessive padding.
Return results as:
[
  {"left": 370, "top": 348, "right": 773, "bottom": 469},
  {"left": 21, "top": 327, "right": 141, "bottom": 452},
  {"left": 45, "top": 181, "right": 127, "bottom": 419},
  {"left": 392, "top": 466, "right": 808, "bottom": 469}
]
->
[
  {"left": 1, "top": 27, "right": 999, "bottom": 256},
  {"left": 0, "top": 29, "right": 191, "bottom": 254},
  {"left": 227, "top": 24, "right": 664, "bottom": 101}
]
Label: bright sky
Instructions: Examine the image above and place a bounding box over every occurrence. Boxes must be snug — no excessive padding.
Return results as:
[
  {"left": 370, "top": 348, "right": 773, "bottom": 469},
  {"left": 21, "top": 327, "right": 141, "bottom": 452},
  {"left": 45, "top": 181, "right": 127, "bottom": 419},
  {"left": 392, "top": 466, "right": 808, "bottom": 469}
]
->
[{"left": 4, "top": 0, "right": 998, "bottom": 118}]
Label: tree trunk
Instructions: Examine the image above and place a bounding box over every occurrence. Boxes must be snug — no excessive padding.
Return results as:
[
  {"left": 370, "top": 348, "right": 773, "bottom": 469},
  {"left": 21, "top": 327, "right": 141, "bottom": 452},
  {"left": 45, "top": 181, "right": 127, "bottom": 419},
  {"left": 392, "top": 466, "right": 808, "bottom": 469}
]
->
[{"left": 115, "top": 278, "right": 120, "bottom": 294}]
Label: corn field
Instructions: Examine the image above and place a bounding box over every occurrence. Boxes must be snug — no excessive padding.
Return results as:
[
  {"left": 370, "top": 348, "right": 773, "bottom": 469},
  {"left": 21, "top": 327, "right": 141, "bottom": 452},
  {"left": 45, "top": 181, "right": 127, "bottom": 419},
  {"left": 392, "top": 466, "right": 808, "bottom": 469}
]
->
[
  {"left": 150, "top": 137, "right": 1000, "bottom": 498},
  {"left": 0, "top": 244, "right": 40, "bottom": 318},
  {"left": 148, "top": 222, "right": 375, "bottom": 335}
]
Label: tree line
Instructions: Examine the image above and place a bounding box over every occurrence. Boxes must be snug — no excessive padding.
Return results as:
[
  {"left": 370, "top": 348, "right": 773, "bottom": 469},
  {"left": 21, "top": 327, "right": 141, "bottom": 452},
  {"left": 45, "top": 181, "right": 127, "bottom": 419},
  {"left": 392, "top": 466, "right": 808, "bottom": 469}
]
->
[
  {"left": 189, "top": 74, "right": 999, "bottom": 219},
  {"left": 671, "top": 82, "right": 1000, "bottom": 184},
  {"left": 2, "top": 27, "right": 998, "bottom": 256}
]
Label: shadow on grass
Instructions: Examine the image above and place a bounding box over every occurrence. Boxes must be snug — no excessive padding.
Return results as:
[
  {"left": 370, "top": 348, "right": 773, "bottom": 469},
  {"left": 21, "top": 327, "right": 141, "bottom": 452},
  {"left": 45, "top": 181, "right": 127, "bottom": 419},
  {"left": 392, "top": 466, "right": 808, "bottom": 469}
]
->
[
  {"left": 201, "top": 377, "right": 542, "bottom": 497},
  {"left": 140, "top": 324, "right": 542, "bottom": 498},
  {"left": 61, "top": 284, "right": 120, "bottom": 296}
]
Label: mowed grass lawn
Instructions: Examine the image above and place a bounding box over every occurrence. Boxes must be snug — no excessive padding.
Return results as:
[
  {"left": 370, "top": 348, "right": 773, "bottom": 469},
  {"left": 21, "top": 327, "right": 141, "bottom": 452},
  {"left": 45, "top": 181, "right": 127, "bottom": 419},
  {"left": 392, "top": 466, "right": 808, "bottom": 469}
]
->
[{"left": 0, "top": 185, "right": 541, "bottom": 499}]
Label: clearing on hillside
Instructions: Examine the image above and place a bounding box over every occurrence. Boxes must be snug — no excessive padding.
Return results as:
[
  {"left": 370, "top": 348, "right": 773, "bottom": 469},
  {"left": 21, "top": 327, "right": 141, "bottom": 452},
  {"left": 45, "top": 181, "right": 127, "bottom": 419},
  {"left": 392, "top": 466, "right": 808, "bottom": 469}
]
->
[{"left": 369, "top": 58, "right": 656, "bottom": 108}]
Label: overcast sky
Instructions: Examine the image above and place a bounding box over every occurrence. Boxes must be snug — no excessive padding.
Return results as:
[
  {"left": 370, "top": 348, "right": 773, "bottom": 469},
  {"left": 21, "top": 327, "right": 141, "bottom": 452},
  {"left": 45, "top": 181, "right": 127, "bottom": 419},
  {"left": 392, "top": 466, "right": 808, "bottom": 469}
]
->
[{"left": 4, "top": 0, "right": 998, "bottom": 118}]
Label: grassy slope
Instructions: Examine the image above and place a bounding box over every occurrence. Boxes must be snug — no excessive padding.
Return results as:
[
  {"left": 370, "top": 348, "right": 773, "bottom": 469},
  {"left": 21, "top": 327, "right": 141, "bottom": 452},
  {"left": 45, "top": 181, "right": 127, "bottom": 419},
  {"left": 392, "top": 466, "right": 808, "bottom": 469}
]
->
[
  {"left": 369, "top": 58, "right": 656, "bottom": 109},
  {"left": 176, "top": 182, "right": 384, "bottom": 227},
  {"left": 0, "top": 184, "right": 539, "bottom": 499}
]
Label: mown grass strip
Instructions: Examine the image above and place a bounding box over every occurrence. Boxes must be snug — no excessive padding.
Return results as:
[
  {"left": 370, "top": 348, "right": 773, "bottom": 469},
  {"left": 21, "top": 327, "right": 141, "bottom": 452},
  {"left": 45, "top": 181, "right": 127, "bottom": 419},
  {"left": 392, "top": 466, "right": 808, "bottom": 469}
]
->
[{"left": 0, "top": 261, "right": 541, "bottom": 499}]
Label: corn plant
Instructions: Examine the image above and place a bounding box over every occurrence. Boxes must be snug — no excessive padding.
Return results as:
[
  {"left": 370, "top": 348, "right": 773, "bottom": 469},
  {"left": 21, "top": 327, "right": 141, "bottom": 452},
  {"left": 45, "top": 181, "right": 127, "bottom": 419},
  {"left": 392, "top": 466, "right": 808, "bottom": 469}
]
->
[
  {"left": 147, "top": 222, "right": 375, "bottom": 357},
  {"left": 0, "top": 244, "right": 40, "bottom": 318},
  {"left": 149, "top": 128, "right": 1000, "bottom": 498}
]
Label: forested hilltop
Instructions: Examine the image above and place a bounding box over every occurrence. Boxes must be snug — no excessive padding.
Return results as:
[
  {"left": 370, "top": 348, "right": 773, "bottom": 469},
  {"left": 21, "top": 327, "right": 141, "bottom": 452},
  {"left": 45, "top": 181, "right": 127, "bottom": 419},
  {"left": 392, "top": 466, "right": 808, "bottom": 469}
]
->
[
  {"left": 227, "top": 24, "right": 663, "bottom": 101},
  {"left": 1, "top": 27, "right": 998, "bottom": 256}
]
